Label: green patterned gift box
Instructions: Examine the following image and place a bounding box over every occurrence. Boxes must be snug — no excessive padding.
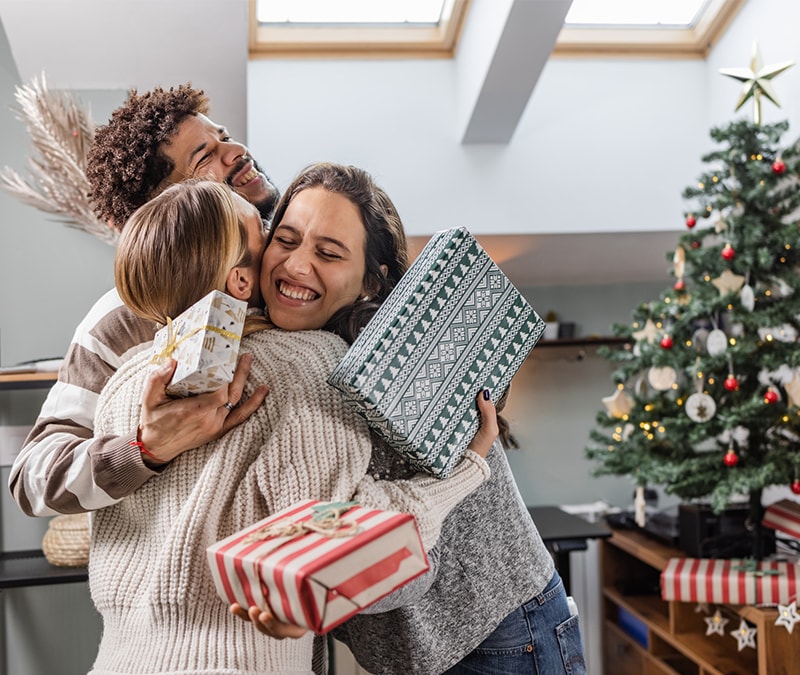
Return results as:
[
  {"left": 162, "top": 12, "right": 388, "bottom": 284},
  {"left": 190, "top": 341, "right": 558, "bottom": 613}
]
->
[{"left": 328, "top": 226, "right": 545, "bottom": 478}]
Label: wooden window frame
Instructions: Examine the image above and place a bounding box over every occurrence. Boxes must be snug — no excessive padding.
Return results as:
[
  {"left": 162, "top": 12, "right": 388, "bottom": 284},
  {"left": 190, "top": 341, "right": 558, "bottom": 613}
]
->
[
  {"left": 553, "top": 0, "right": 745, "bottom": 59},
  {"left": 248, "top": 0, "right": 470, "bottom": 59}
]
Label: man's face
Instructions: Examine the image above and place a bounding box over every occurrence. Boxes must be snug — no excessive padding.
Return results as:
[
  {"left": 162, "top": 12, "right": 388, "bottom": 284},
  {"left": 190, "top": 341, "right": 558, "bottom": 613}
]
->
[{"left": 161, "top": 113, "right": 280, "bottom": 220}]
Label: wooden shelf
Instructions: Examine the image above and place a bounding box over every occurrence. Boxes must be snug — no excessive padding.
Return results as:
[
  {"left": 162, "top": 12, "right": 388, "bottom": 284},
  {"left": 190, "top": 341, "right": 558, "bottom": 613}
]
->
[
  {"left": 0, "top": 372, "right": 58, "bottom": 390},
  {"left": 536, "top": 336, "right": 629, "bottom": 348},
  {"left": 601, "top": 526, "right": 798, "bottom": 675}
]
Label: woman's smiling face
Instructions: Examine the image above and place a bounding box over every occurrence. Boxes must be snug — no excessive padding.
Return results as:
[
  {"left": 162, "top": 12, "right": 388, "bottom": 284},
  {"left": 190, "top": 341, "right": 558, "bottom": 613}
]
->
[{"left": 261, "top": 186, "right": 369, "bottom": 331}]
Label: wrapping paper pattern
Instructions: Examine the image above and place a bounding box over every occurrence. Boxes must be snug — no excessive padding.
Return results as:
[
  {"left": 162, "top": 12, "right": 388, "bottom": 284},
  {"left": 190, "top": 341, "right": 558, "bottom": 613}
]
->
[
  {"left": 661, "top": 557, "right": 798, "bottom": 606},
  {"left": 207, "top": 500, "right": 429, "bottom": 634},
  {"left": 328, "top": 226, "right": 544, "bottom": 477},
  {"left": 151, "top": 290, "right": 246, "bottom": 397},
  {"left": 762, "top": 498, "right": 800, "bottom": 539}
]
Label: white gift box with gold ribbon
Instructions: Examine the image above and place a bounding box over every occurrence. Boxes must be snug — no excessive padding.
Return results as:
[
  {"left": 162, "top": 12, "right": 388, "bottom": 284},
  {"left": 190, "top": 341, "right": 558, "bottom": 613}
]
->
[
  {"left": 151, "top": 290, "right": 246, "bottom": 397},
  {"left": 206, "top": 500, "right": 429, "bottom": 634}
]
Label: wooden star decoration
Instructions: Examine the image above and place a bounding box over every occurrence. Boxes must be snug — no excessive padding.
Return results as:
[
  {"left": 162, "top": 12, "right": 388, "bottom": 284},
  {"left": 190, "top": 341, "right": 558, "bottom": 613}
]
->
[
  {"left": 711, "top": 269, "right": 745, "bottom": 296},
  {"left": 775, "top": 601, "right": 800, "bottom": 634},
  {"left": 730, "top": 619, "right": 757, "bottom": 651},
  {"left": 632, "top": 319, "right": 659, "bottom": 344},
  {"left": 705, "top": 609, "right": 729, "bottom": 636},
  {"left": 602, "top": 388, "right": 633, "bottom": 418},
  {"left": 719, "top": 42, "right": 795, "bottom": 124}
]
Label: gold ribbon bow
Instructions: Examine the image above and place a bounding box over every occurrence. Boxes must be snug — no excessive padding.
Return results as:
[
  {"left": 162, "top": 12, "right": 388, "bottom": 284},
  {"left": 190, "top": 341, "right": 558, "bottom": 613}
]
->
[
  {"left": 151, "top": 316, "right": 242, "bottom": 364},
  {"left": 243, "top": 502, "right": 360, "bottom": 544}
]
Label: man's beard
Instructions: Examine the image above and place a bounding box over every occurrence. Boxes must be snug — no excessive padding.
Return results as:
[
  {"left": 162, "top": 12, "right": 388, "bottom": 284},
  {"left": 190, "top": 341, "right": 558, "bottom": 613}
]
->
[{"left": 226, "top": 156, "right": 280, "bottom": 221}]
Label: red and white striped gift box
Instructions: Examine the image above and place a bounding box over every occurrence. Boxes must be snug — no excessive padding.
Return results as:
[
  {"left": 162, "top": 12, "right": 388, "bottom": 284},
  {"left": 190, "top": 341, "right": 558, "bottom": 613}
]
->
[
  {"left": 763, "top": 498, "right": 800, "bottom": 539},
  {"left": 207, "top": 500, "right": 429, "bottom": 633},
  {"left": 661, "top": 557, "right": 799, "bottom": 606}
]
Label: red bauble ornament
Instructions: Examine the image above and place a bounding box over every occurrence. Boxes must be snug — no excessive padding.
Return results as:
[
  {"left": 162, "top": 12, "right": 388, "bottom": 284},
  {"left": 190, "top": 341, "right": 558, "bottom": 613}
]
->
[
  {"left": 691, "top": 241, "right": 701, "bottom": 249},
  {"left": 721, "top": 243, "right": 735, "bottom": 261},
  {"left": 660, "top": 335, "right": 674, "bottom": 349},
  {"left": 724, "top": 449, "right": 739, "bottom": 467},
  {"left": 772, "top": 159, "right": 786, "bottom": 175},
  {"left": 685, "top": 214, "right": 697, "bottom": 229},
  {"left": 673, "top": 278, "right": 686, "bottom": 292},
  {"left": 791, "top": 479, "right": 800, "bottom": 495},
  {"left": 764, "top": 388, "right": 779, "bottom": 404},
  {"left": 724, "top": 375, "right": 739, "bottom": 392}
]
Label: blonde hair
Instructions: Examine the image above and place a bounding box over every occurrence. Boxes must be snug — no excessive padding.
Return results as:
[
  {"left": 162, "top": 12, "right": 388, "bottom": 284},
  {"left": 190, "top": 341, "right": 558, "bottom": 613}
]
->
[{"left": 115, "top": 179, "right": 246, "bottom": 324}]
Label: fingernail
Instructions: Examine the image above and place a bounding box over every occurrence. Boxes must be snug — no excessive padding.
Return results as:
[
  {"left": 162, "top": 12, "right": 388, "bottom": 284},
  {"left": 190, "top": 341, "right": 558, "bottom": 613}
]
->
[{"left": 483, "top": 388, "right": 491, "bottom": 401}]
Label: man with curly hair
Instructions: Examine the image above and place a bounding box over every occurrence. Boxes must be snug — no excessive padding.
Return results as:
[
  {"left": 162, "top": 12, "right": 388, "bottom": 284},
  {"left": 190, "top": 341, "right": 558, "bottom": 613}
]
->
[{"left": 9, "top": 84, "right": 276, "bottom": 517}]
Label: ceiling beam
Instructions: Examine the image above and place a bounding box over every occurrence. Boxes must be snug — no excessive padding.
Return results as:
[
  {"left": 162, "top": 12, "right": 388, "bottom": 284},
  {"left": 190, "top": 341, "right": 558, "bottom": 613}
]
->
[{"left": 458, "top": 0, "right": 573, "bottom": 144}]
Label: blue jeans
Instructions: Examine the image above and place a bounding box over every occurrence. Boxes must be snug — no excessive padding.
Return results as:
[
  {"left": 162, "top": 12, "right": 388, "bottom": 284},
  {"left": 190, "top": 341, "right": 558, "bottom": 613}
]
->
[{"left": 442, "top": 571, "right": 586, "bottom": 674}]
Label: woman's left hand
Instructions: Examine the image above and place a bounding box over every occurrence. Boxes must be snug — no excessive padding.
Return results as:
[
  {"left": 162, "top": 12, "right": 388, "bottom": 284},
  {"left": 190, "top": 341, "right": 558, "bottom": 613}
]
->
[{"left": 230, "top": 603, "right": 309, "bottom": 640}]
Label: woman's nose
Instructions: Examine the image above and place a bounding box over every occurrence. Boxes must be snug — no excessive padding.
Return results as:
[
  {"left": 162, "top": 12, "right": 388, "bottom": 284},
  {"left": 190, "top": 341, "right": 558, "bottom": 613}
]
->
[{"left": 283, "top": 248, "right": 312, "bottom": 276}]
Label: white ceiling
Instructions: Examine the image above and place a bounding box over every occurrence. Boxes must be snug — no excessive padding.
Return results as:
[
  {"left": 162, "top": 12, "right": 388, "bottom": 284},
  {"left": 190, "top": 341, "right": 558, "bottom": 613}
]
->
[{"left": 410, "top": 229, "right": 682, "bottom": 288}]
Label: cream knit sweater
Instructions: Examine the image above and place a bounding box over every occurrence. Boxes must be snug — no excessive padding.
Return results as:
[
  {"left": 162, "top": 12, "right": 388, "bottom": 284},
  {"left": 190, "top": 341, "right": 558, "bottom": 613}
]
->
[{"left": 88, "top": 328, "right": 489, "bottom": 675}]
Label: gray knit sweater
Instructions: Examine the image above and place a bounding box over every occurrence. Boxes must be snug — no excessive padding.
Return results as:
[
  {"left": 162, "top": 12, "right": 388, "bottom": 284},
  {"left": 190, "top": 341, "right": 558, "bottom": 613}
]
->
[
  {"left": 88, "top": 328, "right": 489, "bottom": 675},
  {"left": 331, "top": 440, "right": 554, "bottom": 675}
]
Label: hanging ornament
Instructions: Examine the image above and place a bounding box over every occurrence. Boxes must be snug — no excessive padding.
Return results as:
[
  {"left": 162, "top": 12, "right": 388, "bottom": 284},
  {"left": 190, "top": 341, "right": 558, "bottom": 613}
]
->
[
  {"left": 715, "top": 218, "right": 728, "bottom": 234},
  {"left": 730, "top": 619, "right": 757, "bottom": 651},
  {"left": 691, "top": 240, "right": 701, "bottom": 249},
  {"left": 692, "top": 328, "right": 709, "bottom": 353},
  {"left": 724, "top": 374, "right": 740, "bottom": 392},
  {"left": 791, "top": 480, "right": 800, "bottom": 495},
  {"left": 686, "top": 392, "right": 716, "bottom": 422},
  {"left": 685, "top": 214, "right": 697, "bottom": 229},
  {"left": 741, "top": 283, "right": 755, "bottom": 311},
  {"left": 773, "top": 158, "right": 787, "bottom": 175},
  {"left": 711, "top": 269, "right": 746, "bottom": 296},
  {"left": 632, "top": 318, "right": 659, "bottom": 344},
  {"left": 673, "top": 278, "right": 686, "bottom": 292},
  {"left": 705, "top": 609, "right": 729, "bottom": 636},
  {"left": 648, "top": 366, "right": 677, "bottom": 391},
  {"left": 602, "top": 388, "right": 633, "bottom": 418},
  {"left": 786, "top": 370, "right": 800, "bottom": 408},
  {"left": 660, "top": 335, "right": 674, "bottom": 350},
  {"left": 721, "top": 243, "right": 736, "bottom": 261},
  {"left": 775, "top": 601, "right": 800, "bottom": 633},
  {"left": 706, "top": 329, "right": 728, "bottom": 356},
  {"left": 763, "top": 388, "right": 779, "bottom": 404},
  {"left": 724, "top": 448, "right": 739, "bottom": 467},
  {"left": 673, "top": 246, "right": 686, "bottom": 278},
  {"left": 634, "top": 486, "right": 646, "bottom": 528}
]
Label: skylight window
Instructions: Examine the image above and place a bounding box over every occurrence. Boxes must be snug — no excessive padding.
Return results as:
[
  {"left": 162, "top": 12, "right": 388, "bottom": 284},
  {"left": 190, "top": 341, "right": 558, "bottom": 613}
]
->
[
  {"left": 249, "top": 0, "right": 466, "bottom": 58},
  {"left": 565, "top": 0, "right": 708, "bottom": 28},
  {"left": 249, "top": 0, "right": 743, "bottom": 59},
  {"left": 258, "top": 0, "right": 446, "bottom": 26}
]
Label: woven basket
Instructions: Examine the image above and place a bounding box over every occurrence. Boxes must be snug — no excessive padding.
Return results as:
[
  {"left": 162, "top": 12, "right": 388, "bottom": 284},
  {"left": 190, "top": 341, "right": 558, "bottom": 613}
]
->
[{"left": 42, "top": 513, "right": 90, "bottom": 567}]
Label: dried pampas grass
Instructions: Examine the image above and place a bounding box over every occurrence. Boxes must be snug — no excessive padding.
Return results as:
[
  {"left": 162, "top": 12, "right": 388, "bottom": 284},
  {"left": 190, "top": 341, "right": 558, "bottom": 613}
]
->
[{"left": 0, "top": 73, "right": 118, "bottom": 246}]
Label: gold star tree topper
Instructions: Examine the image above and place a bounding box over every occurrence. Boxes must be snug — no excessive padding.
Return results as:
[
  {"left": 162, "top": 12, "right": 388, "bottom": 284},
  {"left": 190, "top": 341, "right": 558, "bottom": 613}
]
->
[{"left": 719, "top": 42, "right": 794, "bottom": 124}]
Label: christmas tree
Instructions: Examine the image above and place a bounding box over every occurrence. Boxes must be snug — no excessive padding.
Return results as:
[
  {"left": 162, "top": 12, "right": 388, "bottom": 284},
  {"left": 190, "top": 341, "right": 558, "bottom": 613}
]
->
[{"left": 586, "top": 45, "right": 800, "bottom": 551}]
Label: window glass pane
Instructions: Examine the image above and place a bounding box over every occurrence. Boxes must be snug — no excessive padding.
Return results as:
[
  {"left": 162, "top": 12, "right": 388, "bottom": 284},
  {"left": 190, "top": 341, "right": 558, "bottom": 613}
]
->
[
  {"left": 565, "top": 0, "right": 708, "bottom": 27},
  {"left": 258, "top": 0, "right": 446, "bottom": 25}
]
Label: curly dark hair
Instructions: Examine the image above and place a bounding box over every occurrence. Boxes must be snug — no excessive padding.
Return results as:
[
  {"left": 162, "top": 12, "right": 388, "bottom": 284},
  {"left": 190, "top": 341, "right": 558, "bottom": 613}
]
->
[{"left": 86, "top": 84, "right": 209, "bottom": 229}]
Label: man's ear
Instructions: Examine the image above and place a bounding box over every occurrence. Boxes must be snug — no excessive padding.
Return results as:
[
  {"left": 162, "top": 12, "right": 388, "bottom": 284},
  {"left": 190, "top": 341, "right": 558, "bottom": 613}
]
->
[{"left": 226, "top": 266, "right": 253, "bottom": 302}]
